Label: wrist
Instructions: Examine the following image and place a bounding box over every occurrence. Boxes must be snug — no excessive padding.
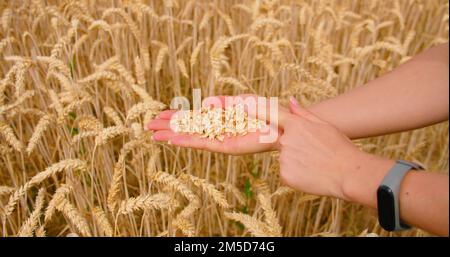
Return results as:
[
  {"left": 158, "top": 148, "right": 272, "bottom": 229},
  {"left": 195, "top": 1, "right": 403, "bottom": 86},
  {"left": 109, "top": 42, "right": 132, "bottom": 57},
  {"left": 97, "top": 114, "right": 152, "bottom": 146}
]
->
[{"left": 341, "top": 151, "right": 395, "bottom": 208}]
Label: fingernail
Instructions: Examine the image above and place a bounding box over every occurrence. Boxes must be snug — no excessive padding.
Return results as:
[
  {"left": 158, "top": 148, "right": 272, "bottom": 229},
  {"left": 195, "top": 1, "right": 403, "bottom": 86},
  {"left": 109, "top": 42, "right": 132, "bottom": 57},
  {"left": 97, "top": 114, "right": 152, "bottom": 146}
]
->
[
  {"left": 150, "top": 135, "right": 154, "bottom": 140},
  {"left": 167, "top": 140, "right": 172, "bottom": 145},
  {"left": 289, "top": 96, "right": 299, "bottom": 107}
]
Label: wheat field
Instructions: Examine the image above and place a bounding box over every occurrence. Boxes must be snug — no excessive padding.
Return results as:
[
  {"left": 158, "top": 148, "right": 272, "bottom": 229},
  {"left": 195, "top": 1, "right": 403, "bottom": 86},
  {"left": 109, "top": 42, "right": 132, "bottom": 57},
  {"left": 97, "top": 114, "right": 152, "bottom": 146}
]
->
[{"left": 0, "top": 0, "right": 448, "bottom": 237}]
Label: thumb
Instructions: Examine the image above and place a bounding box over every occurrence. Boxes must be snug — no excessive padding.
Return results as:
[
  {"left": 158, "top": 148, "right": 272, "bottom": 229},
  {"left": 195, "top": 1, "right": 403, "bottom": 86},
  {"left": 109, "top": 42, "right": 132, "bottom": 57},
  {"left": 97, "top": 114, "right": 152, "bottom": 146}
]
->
[{"left": 288, "top": 96, "right": 326, "bottom": 124}]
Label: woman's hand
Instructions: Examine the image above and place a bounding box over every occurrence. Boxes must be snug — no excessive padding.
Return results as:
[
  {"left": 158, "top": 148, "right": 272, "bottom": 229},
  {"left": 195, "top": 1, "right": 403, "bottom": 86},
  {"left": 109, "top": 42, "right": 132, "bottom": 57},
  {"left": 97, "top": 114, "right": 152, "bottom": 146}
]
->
[
  {"left": 277, "top": 97, "right": 391, "bottom": 199},
  {"left": 147, "top": 95, "right": 282, "bottom": 155},
  {"left": 147, "top": 94, "right": 376, "bottom": 200}
]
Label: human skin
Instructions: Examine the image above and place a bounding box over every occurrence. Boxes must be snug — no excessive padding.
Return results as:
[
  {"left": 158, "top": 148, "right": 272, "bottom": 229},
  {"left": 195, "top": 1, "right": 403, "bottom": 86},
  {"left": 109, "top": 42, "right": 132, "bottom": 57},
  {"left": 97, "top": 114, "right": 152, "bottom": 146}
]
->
[{"left": 147, "top": 44, "right": 449, "bottom": 236}]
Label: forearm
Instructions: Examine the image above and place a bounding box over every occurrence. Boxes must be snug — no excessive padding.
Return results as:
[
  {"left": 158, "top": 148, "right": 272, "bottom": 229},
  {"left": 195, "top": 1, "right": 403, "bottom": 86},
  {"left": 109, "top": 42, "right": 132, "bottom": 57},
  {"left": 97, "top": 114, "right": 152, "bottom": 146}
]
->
[
  {"left": 308, "top": 43, "right": 449, "bottom": 139},
  {"left": 343, "top": 153, "right": 449, "bottom": 236}
]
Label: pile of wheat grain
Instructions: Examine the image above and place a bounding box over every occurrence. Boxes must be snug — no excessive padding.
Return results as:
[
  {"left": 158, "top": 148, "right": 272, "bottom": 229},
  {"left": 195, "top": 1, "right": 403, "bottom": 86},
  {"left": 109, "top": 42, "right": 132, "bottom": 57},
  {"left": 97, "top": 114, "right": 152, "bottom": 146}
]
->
[{"left": 0, "top": 0, "right": 448, "bottom": 237}]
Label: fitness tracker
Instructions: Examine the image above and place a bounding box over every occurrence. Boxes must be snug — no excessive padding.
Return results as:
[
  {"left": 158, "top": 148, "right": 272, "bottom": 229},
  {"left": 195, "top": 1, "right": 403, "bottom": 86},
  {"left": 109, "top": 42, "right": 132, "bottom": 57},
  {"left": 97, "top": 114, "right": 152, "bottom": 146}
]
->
[{"left": 377, "top": 160, "right": 423, "bottom": 231}]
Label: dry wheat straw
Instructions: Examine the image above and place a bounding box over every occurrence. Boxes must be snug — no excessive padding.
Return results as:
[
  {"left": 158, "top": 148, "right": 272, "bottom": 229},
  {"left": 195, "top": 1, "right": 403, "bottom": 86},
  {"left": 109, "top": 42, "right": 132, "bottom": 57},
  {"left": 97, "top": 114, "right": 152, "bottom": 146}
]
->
[
  {"left": 154, "top": 47, "right": 168, "bottom": 73},
  {"left": 130, "top": 84, "right": 154, "bottom": 102},
  {"left": 134, "top": 56, "right": 146, "bottom": 85},
  {"left": 104, "top": 107, "right": 123, "bottom": 126},
  {"left": 93, "top": 206, "right": 113, "bottom": 236},
  {"left": 26, "top": 114, "right": 52, "bottom": 155},
  {"left": 102, "top": 8, "right": 141, "bottom": 41},
  {"left": 0, "top": 186, "right": 14, "bottom": 196},
  {"left": 48, "top": 72, "right": 75, "bottom": 91},
  {"left": 35, "top": 225, "right": 46, "bottom": 237},
  {"left": 107, "top": 139, "right": 152, "bottom": 210},
  {"left": 125, "top": 101, "right": 166, "bottom": 122},
  {"left": 36, "top": 56, "right": 71, "bottom": 78},
  {"left": 217, "top": 77, "right": 247, "bottom": 90},
  {"left": 95, "top": 126, "right": 130, "bottom": 146},
  {"left": 4, "top": 160, "right": 86, "bottom": 217},
  {"left": 0, "top": 120, "right": 24, "bottom": 152},
  {"left": 199, "top": 11, "right": 213, "bottom": 30},
  {"left": 146, "top": 149, "right": 161, "bottom": 178},
  {"left": 271, "top": 186, "right": 295, "bottom": 198},
  {"left": 152, "top": 172, "right": 198, "bottom": 202},
  {"left": 18, "top": 187, "right": 46, "bottom": 237},
  {"left": 56, "top": 198, "right": 92, "bottom": 236},
  {"left": 183, "top": 174, "right": 229, "bottom": 209},
  {"left": 190, "top": 41, "right": 204, "bottom": 68},
  {"left": 173, "top": 216, "right": 195, "bottom": 236},
  {"left": 78, "top": 116, "right": 104, "bottom": 132},
  {"left": 220, "top": 183, "right": 246, "bottom": 205},
  {"left": 77, "top": 71, "right": 119, "bottom": 84},
  {"left": 110, "top": 62, "right": 136, "bottom": 85},
  {"left": 257, "top": 193, "right": 282, "bottom": 236},
  {"left": 71, "top": 131, "right": 99, "bottom": 144},
  {"left": 118, "top": 193, "right": 174, "bottom": 214},
  {"left": 177, "top": 59, "right": 189, "bottom": 78},
  {"left": 44, "top": 184, "right": 72, "bottom": 223},
  {"left": 224, "top": 212, "right": 272, "bottom": 237},
  {"left": 0, "top": 90, "right": 35, "bottom": 115}
]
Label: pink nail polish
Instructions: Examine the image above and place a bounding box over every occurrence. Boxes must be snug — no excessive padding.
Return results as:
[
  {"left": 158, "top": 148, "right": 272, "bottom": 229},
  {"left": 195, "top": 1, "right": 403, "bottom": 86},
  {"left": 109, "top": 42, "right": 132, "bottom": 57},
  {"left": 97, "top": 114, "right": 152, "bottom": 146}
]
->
[{"left": 289, "top": 96, "right": 299, "bottom": 107}]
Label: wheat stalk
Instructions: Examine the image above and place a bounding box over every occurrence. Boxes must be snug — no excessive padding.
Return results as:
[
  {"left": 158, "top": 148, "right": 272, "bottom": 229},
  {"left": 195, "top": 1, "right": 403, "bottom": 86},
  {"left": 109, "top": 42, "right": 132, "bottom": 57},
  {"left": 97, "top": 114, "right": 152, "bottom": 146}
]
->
[
  {"left": 183, "top": 174, "right": 230, "bottom": 209},
  {"left": 152, "top": 171, "right": 198, "bottom": 202},
  {"left": 0, "top": 185, "right": 14, "bottom": 196},
  {"left": 220, "top": 183, "right": 246, "bottom": 205},
  {"left": 0, "top": 90, "right": 35, "bottom": 116},
  {"left": 0, "top": 120, "right": 24, "bottom": 152},
  {"left": 107, "top": 138, "right": 153, "bottom": 210},
  {"left": 224, "top": 212, "right": 272, "bottom": 237},
  {"left": 26, "top": 114, "right": 52, "bottom": 155},
  {"left": 176, "top": 59, "right": 189, "bottom": 78},
  {"left": 94, "top": 126, "right": 130, "bottom": 146},
  {"left": 17, "top": 187, "right": 46, "bottom": 237},
  {"left": 257, "top": 192, "right": 282, "bottom": 236},
  {"left": 93, "top": 206, "right": 113, "bottom": 237},
  {"left": 125, "top": 101, "right": 166, "bottom": 122},
  {"left": 35, "top": 225, "right": 46, "bottom": 237},
  {"left": 190, "top": 41, "right": 204, "bottom": 68},
  {"left": 104, "top": 107, "right": 124, "bottom": 126},
  {"left": 44, "top": 184, "right": 72, "bottom": 224},
  {"left": 56, "top": 198, "right": 92, "bottom": 237},
  {"left": 4, "top": 160, "right": 86, "bottom": 217},
  {"left": 271, "top": 186, "right": 295, "bottom": 198},
  {"left": 154, "top": 47, "right": 168, "bottom": 73},
  {"left": 173, "top": 216, "right": 195, "bottom": 237},
  {"left": 118, "top": 193, "right": 174, "bottom": 215},
  {"left": 134, "top": 56, "right": 146, "bottom": 85}
]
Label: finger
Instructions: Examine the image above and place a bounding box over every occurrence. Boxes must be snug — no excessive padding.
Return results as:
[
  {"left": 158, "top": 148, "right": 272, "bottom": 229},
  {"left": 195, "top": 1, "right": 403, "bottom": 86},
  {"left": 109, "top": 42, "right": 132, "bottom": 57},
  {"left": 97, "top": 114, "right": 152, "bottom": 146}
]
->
[
  {"left": 147, "top": 118, "right": 171, "bottom": 131},
  {"left": 152, "top": 130, "right": 178, "bottom": 141},
  {"left": 288, "top": 96, "right": 310, "bottom": 117},
  {"left": 157, "top": 109, "right": 178, "bottom": 120},
  {"left": 275, "top": 108, "right": 298, "bottom": 129},
  {"left": 288, "top": 96, "right": 327, "bottom": 124}
]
